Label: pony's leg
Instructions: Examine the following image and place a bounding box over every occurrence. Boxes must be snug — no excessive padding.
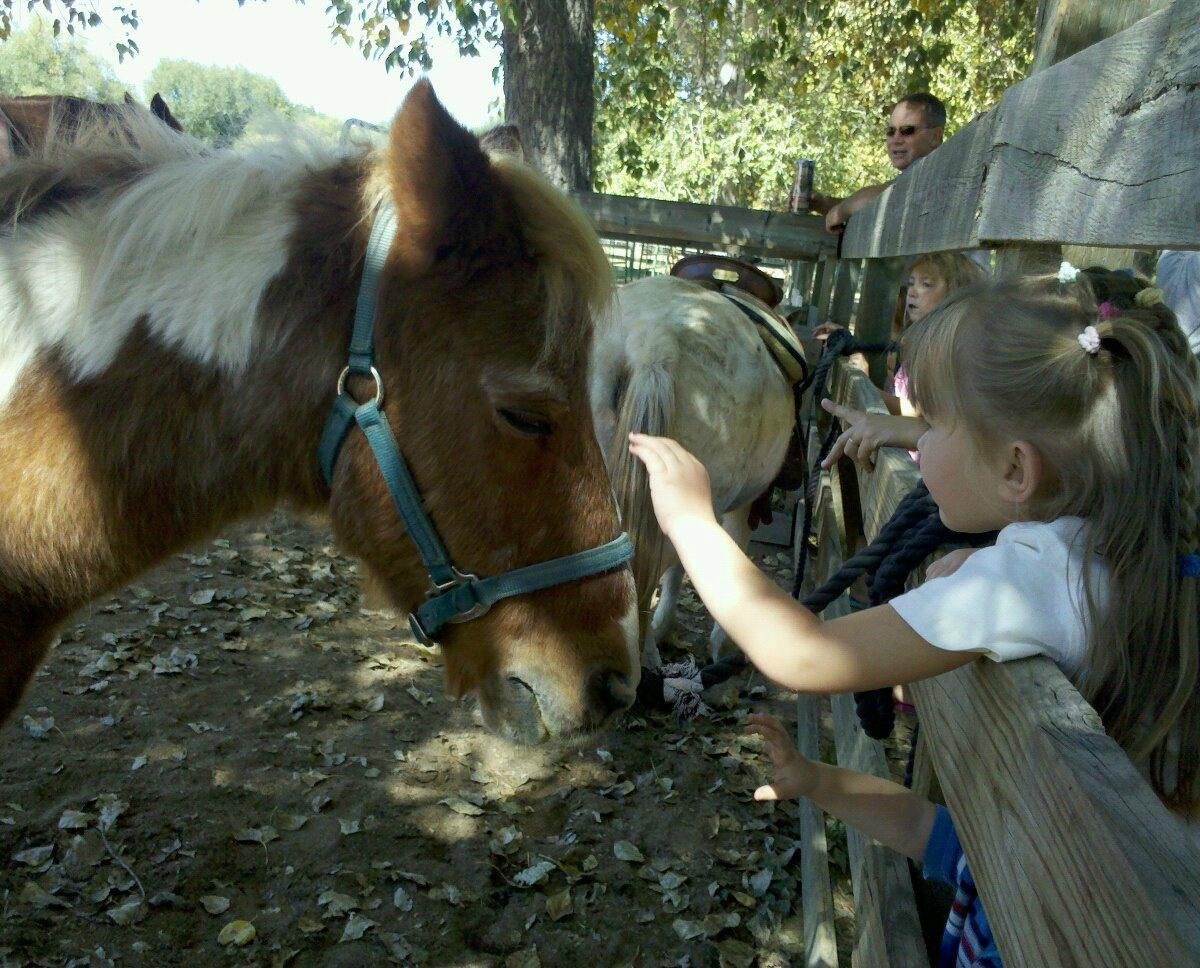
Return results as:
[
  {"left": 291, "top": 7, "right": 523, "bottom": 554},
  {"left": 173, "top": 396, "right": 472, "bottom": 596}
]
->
[
  {"left": 708, "top": 504, "right": 755, "bottom": 661},
  {"left": 643, "top": 564, "right": 684, "bottom": 670},
  {"left": 0, "top": 627, "right": 58, "bottom": 727}
]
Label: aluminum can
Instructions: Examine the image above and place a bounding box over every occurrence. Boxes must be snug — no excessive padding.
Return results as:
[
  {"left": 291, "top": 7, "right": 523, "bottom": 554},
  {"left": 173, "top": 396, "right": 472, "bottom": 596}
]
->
[{"left": 789, "top": 158, "right": 815, "bottom": 213}]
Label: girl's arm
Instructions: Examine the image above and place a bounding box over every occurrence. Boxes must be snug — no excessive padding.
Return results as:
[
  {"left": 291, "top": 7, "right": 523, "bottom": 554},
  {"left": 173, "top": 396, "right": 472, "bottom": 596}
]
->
[
  {"left": 748, "top": 713, "right": 937, "bottom": 863},
  {"left": 628, "top": 434, "right": 979, "bottom": 693},
  {"left": 820, "top": 399, "right": 927, "bottom": 472}
]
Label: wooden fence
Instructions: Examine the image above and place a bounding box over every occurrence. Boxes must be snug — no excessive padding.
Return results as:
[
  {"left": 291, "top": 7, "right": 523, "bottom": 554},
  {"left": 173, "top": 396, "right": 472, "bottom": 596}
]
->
[
  {"left": 574, "top": 2, "right": 1200, "bottom": 964},
  {"left": 797, "top": 4, "right": 1200, "bottom": 965}
]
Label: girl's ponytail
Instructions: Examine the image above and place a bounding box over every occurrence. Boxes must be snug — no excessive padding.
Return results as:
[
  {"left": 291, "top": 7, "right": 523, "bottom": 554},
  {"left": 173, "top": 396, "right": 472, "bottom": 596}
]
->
[{"left": 1098, "top": 287, "right": 1200, "bottom": 806}]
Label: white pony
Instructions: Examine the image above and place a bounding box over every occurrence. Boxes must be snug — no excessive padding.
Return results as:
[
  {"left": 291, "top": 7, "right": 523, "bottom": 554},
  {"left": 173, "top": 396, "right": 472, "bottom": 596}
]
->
[{"left": 590, "top": 275, "right": 796, "bottom": 668}]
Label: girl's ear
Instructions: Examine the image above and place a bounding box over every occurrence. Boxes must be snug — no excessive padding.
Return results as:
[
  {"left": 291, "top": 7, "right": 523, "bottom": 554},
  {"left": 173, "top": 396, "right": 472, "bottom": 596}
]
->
[{"left": 1000, "top": 440, "right": 1044, "bottom": 506}]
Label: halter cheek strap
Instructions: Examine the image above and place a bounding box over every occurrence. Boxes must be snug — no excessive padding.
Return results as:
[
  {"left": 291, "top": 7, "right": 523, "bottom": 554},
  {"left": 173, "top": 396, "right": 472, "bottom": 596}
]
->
[{"left": 317, "top": 203, "right": 633, "bottom": 645}]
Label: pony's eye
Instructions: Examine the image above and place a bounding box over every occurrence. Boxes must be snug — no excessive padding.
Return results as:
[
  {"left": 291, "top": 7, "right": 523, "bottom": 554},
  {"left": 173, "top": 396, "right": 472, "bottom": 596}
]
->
[{"left": 497, "top": 407, "right": 553, "bottom": 437}]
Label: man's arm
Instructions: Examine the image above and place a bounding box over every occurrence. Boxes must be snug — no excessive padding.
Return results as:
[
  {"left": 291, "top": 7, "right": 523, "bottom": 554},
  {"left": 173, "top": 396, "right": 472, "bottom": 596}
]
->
[
  {"left": 825, "top": 183, "right": 889, "bottom": 233},
  {"left": 807, "top": 191, "right": 838, "bottom": 216}
]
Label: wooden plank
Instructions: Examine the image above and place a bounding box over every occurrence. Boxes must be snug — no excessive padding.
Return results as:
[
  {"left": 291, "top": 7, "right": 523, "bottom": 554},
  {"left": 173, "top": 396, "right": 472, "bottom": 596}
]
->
[
  {"left": 796, "top": 693, "right": 840, "bottom": 968},
  {"left": 829, "top": 692, "right": 926, "bottom": 968},
  {"left": 853, "top": 259, "right": 905, "bottom": 387},
  {"left": 842, "top": 0, "right": 1200, "bottom": 256},
  {"left": 993, "top": 244, "right": 1062, "bottom": 276},
  {"left": 1032, "top": 0, "right": 1173, "bottom": 72},
  {"left": 828, "top": 259, "right": 860, "bottom": 327},
  {"left": 573, "top": 191, "right": 836, "bottom": 260},
  {"left": 907, "top": 729, "right": 942, "bottom": 805},
  {"left": 828, "top": 362, "right": 921, "bottom": 541},
  {"left": 910, "top": 658, "right": 1200, "bottom": 967},
  {"left": 810, "top": 254, "right": 838, "bottom": 326},
  {"left": 812, "top": 495, "right": 925, "bottom": 968}
]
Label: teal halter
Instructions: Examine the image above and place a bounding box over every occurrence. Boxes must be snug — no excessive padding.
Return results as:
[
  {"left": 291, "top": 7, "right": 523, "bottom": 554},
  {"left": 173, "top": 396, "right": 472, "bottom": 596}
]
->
[{"left": 317, "top": 204, "right": 634, "bottom": 646}]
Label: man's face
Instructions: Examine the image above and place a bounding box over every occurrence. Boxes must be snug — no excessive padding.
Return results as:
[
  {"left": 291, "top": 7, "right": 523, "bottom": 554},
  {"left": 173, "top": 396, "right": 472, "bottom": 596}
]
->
[{"left": 886, "top": 101, "right": 943, "bottom": 171}]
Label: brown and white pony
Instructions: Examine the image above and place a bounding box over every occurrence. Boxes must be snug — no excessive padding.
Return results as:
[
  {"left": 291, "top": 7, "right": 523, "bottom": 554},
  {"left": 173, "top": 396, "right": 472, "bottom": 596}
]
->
[
  {"left": 0, "top": 92, "right": 182, "bottom": 163},
  {"left": 0, "top": 81, "right": 638, "bottom": 745}
]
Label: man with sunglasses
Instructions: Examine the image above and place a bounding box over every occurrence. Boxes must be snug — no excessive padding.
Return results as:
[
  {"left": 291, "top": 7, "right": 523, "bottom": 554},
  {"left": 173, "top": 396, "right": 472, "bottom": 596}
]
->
[{"left": 811, "top": 93, "right": 945, "bottom": 233}]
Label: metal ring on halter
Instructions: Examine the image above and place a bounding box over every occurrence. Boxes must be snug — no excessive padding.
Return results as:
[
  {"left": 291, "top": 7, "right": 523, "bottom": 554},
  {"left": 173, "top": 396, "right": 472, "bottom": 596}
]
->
[
  {"left": 336, "top": 365, "right": 385, "bottom": 408},
  {"left": 434, "top": 569, "right": 492, "bottom": 624}
]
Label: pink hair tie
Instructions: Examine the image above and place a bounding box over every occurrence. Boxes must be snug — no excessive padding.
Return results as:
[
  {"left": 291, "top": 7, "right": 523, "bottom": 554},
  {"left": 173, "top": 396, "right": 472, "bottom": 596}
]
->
[
  {"left": 1097, "top": 301, "right": 1120, "bottom": 320},
  {"left": 1078, "top": 325, "right": 1101, "bottom": 355}
]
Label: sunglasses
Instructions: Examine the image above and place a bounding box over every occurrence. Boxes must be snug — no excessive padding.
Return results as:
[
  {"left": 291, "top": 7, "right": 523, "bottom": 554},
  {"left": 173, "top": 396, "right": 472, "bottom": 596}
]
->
[{"left": 885, "top": 124, "right": 930, "bottom": 138}]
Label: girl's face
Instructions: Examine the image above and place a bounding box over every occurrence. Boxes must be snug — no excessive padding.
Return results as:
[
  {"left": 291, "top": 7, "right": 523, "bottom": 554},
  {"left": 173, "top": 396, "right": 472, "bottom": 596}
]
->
[
  {"left": 906, "top": 266, "right": 949, "bottom": 324},
  {"left": 916, "top": 418, "right": 1012, "bottom": 534}
]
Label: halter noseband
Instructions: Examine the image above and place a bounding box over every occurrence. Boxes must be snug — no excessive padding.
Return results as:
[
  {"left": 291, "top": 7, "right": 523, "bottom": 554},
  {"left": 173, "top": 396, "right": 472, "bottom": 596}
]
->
[{"left": 317, "top": 204, "right": 634, "bottom": 646}]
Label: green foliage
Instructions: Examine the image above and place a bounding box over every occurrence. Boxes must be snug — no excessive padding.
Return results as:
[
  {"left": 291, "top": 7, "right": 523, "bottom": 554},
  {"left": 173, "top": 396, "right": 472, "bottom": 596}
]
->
[
  {"left": 323, "top": 0, "right": 513, "bottom": 74},
  {"left": 0, "top": 1, "right": 139, "bottom": 59},
  {"left": 145, "top": 59, "right": 342, "bottom": 148},
  {"left": 0, "top": 1, "right": 1037, "bottom": 207},
  {"left": 0, "top": 20, "right": 345, "bottom": 149},
  {"left": 593, "top": 0, "right": 1035, "bottom": 206},
  {"left": 0, "top": 19, "right": 126, "bottom": 99}
]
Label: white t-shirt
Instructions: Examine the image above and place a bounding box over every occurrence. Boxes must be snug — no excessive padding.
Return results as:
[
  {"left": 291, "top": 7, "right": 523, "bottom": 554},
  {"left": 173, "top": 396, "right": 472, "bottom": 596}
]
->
[{"left": 890, "top": 517, "right": 1109, "bottom": 678}]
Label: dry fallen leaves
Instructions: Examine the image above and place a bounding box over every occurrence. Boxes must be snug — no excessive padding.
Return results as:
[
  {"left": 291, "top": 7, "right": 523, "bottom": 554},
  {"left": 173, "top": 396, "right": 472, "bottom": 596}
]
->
[
  {"left": 199, "top": 895, "right": 231, "bottom": 915},
  {"left": 613, "top": 841, "right": 645, "bottom": 863},
  {"left": 217, "top": 919, "right": 257, "bottom": 946}
]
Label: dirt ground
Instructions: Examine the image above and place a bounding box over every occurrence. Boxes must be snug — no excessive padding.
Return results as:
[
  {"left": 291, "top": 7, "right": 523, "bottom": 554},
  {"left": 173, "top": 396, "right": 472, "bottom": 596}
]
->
[{"left": 0, "top": 511, "right": 873, "bottom": 967}]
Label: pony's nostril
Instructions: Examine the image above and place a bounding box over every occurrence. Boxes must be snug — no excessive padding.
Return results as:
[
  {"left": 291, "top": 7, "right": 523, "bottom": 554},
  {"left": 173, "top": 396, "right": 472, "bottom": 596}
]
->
[{"left": 584, "top": 668, "right": 634, "bottom": 726}]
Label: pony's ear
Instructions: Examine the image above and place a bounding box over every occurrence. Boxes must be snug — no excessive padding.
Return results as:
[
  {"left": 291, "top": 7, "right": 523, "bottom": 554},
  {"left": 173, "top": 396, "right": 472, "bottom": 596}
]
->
[
  {"left": 149, "top": 93, "right": 183, "bottom": 132},
  {"left": 479, "top": 124, "right": 525, "bottom": 161},
  {"left": 387, "top": 80, "right": 494, "bottom": 278}
]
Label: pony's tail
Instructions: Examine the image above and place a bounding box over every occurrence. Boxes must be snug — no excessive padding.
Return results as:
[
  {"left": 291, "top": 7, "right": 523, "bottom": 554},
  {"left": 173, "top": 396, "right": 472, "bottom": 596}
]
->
[{"left": 607, "top": 362, "right": 676, "bottom": 616}]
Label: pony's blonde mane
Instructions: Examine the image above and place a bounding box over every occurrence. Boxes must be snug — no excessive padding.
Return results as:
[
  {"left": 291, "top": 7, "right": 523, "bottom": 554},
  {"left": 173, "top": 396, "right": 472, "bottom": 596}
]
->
[
  {"left": 0, "top": 106, "right": 355, "bottom": 388},
  {"left": 488, "top": 152, "right": 612, "bottom": 340},
  {"left": 0, "top": 105, "right": 610, "bottom": 394}
]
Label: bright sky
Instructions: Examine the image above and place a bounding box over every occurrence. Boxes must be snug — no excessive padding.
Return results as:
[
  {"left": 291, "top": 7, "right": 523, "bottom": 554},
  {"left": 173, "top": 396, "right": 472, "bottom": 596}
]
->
[{"left": 57, "top": 0, "right": 502, "bottom": 128}]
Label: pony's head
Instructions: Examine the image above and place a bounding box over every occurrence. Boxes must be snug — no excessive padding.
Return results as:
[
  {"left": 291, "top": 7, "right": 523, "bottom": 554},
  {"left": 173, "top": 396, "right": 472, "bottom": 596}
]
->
[{"left": 329, "top": 83, "right": 637, "bottom": 744}]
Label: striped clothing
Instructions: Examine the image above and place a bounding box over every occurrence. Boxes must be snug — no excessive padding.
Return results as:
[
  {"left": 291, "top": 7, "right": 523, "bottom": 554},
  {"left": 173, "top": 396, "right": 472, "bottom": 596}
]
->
[{"left": 923, "top": 806, "right": 1002, "bottom": 968}]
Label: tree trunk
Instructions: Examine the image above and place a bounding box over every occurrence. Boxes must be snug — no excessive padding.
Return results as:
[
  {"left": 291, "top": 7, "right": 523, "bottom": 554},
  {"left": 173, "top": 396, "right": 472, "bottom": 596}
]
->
[{"left": 501, "top": 0, "right": 595, "bottom": 191}]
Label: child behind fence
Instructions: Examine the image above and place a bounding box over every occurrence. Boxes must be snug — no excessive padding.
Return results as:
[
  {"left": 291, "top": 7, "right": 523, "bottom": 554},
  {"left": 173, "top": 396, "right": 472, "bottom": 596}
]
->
[
  {"left": 816, "top": 250, "right": 984, "bottom": 469},
  {"left": 630, "top": 267, "right": 1200, "bottom": 967}
]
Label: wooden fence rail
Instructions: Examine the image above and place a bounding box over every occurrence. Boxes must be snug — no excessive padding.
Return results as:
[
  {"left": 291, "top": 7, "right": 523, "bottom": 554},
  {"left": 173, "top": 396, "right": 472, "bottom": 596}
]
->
[{"left": 573, "top": 191, "right": 835, "bottom": 262}]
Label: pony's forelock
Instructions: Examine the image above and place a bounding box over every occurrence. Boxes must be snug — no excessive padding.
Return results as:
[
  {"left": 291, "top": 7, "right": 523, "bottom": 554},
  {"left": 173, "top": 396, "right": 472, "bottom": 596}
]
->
[{"left": 488, "top": 153, "right": 612, "bottom": 357}]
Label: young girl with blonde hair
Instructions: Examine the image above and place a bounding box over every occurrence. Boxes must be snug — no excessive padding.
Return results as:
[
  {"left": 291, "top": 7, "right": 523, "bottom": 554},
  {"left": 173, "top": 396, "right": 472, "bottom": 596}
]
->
[
  {"left": 630, "top": 269, "right": 1199, "bottom": 964},
  {"left": 637, "top": 267, "right": 1199, "bottom": 805},
  {"left": 818, "top": 249, "right": 984, "bottom": 470}
]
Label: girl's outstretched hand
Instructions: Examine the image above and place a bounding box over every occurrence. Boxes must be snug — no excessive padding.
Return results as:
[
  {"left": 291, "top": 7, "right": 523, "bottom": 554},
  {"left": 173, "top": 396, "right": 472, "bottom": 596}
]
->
[
  {"left": 820, "top": 399, "right": 926, "bottom": 472},
  {"left": 628, "top": 434, "right": 717, "bottom": 537},
  {"left": 746, "top": 712, "right": 819, "bottom": 801}
]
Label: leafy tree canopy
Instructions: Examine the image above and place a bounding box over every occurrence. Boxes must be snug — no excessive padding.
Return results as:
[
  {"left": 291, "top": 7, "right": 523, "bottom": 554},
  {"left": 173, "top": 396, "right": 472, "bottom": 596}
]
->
[
  {"left": 146, "top": 58, "right": 296, "bottom": 146},
  {"left": 0, "top": 17, "right": 125, "bottom": 100},
  {"left": 145, "top": 58, "right": 345, "bottom": 147},
  {"left": 591, "top": 0, "right": 1035, "bottom": 205},
  {"left": 0, "top": 1, "right": 1036, "bottom": 205},
  {"left": 0, "top": 21, "right": 344, "bottom": 149}
]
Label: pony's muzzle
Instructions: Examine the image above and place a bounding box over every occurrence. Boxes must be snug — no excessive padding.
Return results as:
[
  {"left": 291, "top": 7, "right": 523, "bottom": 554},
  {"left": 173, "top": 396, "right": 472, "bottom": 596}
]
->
[
  {"left": 582, "top": 668, "right": 635, "bottom": 729},
  {"left": 493, "top": 663, "right": 634, "bottom": 743}
]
